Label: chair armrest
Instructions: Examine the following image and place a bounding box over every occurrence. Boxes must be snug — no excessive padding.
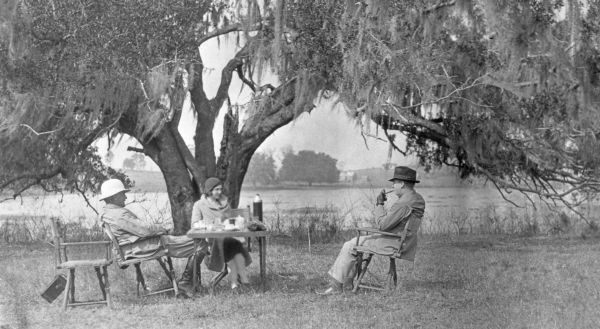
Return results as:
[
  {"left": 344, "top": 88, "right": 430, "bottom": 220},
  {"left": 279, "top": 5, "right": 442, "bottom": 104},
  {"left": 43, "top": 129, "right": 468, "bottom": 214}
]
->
[
  {"left": 60, "top": 241, "right": 112, "bottom": 246},
  {"left": 356, "top": 227, "right": 403, "bottom": 238}
]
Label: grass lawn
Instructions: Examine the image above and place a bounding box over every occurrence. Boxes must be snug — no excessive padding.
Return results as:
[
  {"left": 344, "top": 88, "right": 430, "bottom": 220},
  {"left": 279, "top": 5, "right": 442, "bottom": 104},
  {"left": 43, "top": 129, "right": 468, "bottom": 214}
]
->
[{"left": 2, "top": 234, "right": 600, "bottom": 329}]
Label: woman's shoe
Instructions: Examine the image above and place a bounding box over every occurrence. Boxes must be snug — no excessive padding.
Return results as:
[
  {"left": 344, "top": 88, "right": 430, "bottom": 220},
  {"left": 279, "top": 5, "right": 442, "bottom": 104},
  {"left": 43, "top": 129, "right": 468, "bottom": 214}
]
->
[
  {"left": 316, "top": 281, "right": 343, "bottom": 295},
  {"left": 316, "top": 286, "right": 342, "bottom": 295}
]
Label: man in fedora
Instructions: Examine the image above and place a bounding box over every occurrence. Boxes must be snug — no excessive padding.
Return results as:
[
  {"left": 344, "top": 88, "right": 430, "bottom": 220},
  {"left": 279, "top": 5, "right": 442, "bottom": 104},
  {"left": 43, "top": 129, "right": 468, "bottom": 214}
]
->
[
  {"left": 98, "top": 178, "right": 204, "bottom": 296},
  {"left": 318, "top": 166, "right": 426, "bottom": 295}
]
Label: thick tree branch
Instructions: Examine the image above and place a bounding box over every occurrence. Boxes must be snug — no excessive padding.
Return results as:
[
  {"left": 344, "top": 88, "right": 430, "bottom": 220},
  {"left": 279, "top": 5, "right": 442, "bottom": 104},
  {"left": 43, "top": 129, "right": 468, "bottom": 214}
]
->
[
  {"left": 0, "top": 167, "right": 64, "bottom": 201},
  {"left": 197, "top": 24, "right": 244, "bottom": 46},
  {"left": 209, "top": 44, "right": 249, "bottom": 114},
  {"left": 0, "top": 168, "right": 63, "bottom": 190},
  {"left": 386, "top": 103, "right": 448, "bottom": 136},
  {"left": 383, "top": 129, "right": 407, "bottom": 156},
  {"left": 196, "top": 22, "right": 262, "bottom": 46},
  {"left": 167, "top": 122, "right": 206, "bottom": 189},
  {"left": 127, "top": 146, "right": 145, "bottom": 153},
  {"left": 374, "top": 109, "right": 452, "bottom": 148},
  {"left": 189, "top": 62, "right": 209, "bottom": 116},
  {"left": 236, "top": 65, "right": 256, "bottom": 92},
  {"left": 239, "top": 77, "right": 305, "bottom": 151}
]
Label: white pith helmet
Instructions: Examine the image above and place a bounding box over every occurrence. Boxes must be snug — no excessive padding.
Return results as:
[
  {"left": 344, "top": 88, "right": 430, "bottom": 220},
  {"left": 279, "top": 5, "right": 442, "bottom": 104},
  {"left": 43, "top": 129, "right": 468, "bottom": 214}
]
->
[{"left": 99, "top": 179, "right": 130, "bottom": 201}]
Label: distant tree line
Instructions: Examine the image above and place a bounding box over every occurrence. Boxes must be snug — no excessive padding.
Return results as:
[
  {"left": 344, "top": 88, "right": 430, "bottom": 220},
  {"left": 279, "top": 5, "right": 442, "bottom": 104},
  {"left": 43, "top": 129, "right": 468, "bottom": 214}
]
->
[
  {"left": 122, "top": 153, "right": 147, "bottom": 171},
  {"left": 244, "top": 150, "right": 340, "bottom": 187}
]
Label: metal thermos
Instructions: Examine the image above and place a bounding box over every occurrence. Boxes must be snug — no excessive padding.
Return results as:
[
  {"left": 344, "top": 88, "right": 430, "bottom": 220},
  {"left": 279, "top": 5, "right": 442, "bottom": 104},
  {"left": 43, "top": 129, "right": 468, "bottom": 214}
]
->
[{"left": 253, "top": 194, "right": 263, "bottom": 222}]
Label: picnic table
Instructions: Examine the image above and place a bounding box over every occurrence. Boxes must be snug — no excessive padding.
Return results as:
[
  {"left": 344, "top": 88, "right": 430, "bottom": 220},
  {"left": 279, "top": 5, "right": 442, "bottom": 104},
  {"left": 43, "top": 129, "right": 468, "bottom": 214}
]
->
[{"left": 186, "top": 229, "right": 269, "bottom": 293}]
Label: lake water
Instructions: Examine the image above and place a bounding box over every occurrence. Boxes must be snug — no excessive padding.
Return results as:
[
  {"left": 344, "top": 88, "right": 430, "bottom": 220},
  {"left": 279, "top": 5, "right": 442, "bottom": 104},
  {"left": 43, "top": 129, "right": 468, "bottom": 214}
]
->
[
  {"left": 3, "top": 185, "right": 574, "bottom": 235},
  {"left": 0, "top": 186, "right": 529, "bottom": 222}
]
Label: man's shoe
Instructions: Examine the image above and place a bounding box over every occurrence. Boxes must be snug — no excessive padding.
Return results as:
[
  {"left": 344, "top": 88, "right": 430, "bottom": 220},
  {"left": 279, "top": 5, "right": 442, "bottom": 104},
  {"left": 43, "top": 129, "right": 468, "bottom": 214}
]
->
[
  {"left": 176, "top": 290, "right": 191, "bottom": 299},
  {"left": 316, "top": 286, "right": 342, "bottom": 295},
  {"left": 178, "top": 280, "right": 194, "bottom": 294}
]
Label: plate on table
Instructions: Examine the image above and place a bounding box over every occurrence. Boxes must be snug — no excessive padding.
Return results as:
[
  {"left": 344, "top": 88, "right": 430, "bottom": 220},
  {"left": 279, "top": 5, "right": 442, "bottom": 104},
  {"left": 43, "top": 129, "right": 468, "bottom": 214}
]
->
[{"left": 223, "top": 224, "right": 239, "bottom": 231}]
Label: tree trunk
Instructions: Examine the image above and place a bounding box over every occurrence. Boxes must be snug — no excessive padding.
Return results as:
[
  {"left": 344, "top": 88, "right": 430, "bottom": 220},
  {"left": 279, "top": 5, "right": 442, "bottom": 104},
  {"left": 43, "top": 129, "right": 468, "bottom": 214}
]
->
[
  {"left": 190, "top": 64, "right": 218, "bottom": 182},
  {"left": 143, "top": 129, "right": 195, "bottom": 235},
  {"left": 216, "top": 77, "right": 314, "bottom": 208},
  {"left": 194, "top": 112, "right": 217, "bottom": 180},
  {"left": 216, "top": 108, "right": 253, "bottom": 208}
]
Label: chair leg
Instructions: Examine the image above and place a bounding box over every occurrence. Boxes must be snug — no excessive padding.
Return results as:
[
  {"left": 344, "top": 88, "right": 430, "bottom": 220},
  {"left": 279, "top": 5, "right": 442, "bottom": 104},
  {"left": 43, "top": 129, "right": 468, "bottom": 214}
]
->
[
  {"left": 387, "top": 258, "right": 397, "bottom": 291},
  {"left": 157, "top": 257, "right": 178, "bottom": 296},
  {"left": 63, "top": 270, "right": 73, "bottom": 310},
  {"left": 195, "top": 254, "right": 202, "bottom": 291},
  {"left": 103, "top": 265, "right": 112, "bottom": 309},
  {"left": 69, "top": 269, "right": 75, "bottom": 303},
  {"left": 134, "top": 263, "right": 147, "bottom": 297},
  {"left": 192, "top": 253, "right": 199, "bottom": 293},
  {"left": 354, "top": 252, "right": 363, "bottom": 283},
  {"left": 165, "top": 256, "right": 178, "bottom": 296},
  {"left": 95, "top": 266, "right": 107, "bottom": 300},
  {"left": 209, "top": 265, "right": 228, "bottom": 295},
  {"left": 352, "top": 254, "right": 373, "bottom": 293},
  {"left": 156, "top": 258, "right": 173, "bottom": 282}
]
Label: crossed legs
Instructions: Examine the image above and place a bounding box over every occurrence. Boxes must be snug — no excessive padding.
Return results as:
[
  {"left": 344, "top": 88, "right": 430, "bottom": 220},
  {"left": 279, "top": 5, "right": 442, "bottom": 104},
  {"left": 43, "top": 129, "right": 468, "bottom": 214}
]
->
[{"left": 227, "top": 253, "right": 249, "bottom": 289}]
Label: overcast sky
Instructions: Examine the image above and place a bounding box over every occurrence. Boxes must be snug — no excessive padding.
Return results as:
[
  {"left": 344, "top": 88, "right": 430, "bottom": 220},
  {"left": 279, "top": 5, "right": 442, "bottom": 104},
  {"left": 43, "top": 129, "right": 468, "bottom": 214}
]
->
[{"left": 97, "top": 37, "right": 414, "bottom": 171}]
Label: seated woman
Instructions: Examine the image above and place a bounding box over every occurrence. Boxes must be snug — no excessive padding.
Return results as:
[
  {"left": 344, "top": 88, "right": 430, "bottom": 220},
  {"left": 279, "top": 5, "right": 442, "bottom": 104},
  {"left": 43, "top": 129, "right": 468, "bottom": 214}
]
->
[{"left": 191, "top": 177, "right": 252, "bottom": 289}]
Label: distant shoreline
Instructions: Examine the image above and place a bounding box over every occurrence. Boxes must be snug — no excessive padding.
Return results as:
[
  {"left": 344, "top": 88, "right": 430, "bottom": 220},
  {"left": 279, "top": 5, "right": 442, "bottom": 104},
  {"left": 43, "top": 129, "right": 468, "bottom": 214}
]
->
[
  {"left": 240, "top": 182, "right": 481, "bottom": 191},
  {"left": 0, "top": 170, "right": 483, "bottom": 197}
]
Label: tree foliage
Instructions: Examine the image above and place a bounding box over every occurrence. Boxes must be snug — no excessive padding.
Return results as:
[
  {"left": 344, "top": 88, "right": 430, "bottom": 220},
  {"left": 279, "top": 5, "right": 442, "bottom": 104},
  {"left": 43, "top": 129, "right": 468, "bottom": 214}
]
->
[
  {"left": 244, "top": 152, "right": 276, "bottom": 187},
  {"left": 3, "top": 0, "right": 600, "bottom": 225},
  {"left": 279, "top": 150, "right": 339, "bottom": 185},
  {"left": 0, "top": 0, "right": 216, "bottom": 197},
  {"left": 272, "top": 0, "right": 600, "bottom": 215}
]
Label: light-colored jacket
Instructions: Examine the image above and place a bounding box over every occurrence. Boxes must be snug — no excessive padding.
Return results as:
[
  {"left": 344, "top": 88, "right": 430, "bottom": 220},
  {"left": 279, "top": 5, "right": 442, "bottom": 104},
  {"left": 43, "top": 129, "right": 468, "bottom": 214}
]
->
[
  {"left": 191, "top": 195, "right": 230, "bottom": 226},
  {"left": 100, "top": 204, "right": 167, "bottom": 260},
  {"left": 190, "top": 195, "right": 251, "bottom": 271},
  {"left": 101, "top": 204, "right": 199, "bottom": 260},
  {"left": 366, "top": 189, "right": 426, "bottom": 261},
  {"left": 100, "top": 204, "right": 166, "bottom": 245}
]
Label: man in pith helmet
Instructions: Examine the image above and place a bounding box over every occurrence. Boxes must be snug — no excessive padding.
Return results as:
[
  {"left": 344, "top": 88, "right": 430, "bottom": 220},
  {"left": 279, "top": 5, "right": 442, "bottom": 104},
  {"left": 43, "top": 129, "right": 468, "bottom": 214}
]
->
[{"left": 99, "top": 178, "right": 205, "bottom": 296}]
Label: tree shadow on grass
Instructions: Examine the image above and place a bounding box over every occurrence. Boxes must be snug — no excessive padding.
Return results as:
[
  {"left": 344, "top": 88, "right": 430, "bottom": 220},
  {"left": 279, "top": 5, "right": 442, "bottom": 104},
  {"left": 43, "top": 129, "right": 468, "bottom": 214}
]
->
[
  {"left": 403, "top": 279, "right": 465, "bottom": 291},
  {"left": 258, "top": 271, "right": 328, "bottom": 293}
]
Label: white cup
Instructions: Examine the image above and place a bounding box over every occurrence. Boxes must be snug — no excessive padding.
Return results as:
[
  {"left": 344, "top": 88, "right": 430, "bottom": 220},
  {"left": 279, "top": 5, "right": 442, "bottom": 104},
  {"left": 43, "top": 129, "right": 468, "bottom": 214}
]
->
[{"left": 235, "top": 216, "right": 245, "bottom": 229}]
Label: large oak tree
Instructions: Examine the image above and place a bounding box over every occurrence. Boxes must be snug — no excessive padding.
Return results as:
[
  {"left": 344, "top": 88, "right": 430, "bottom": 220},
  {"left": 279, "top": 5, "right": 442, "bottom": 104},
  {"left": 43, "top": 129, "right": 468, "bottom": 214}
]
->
[
  {"left": 0, "top": 0, "right": 324, "bottom": 233},
  {"left": 2, "top": 0, "right": 600, "bottom": 229}
]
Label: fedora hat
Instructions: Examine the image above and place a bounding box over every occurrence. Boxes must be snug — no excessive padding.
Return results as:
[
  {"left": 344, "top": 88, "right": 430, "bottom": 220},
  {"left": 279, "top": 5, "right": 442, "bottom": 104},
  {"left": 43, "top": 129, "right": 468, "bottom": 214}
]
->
[{"left": 388, "top": 166, "right": 420, "bottom": 183}]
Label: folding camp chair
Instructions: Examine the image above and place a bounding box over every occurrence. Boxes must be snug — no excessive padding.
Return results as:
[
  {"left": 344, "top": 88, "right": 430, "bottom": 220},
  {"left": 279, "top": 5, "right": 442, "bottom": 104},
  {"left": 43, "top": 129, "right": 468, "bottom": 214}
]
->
[
  {"left": 102, "top": 223, "right": 179, "bottom": 297},
  {"left": 351, "top": 222, "right": 416, "bottom": 292},
  {"left": 49, "top": 217, "right": 113, "bottom": 310}
]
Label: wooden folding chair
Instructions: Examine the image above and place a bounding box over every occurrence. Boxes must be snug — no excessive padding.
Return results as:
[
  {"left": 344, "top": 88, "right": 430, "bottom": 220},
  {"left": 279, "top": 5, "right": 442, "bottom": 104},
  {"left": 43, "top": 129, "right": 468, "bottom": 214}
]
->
[
  {"left": 351, "top": 226, "right": 411, "bottom": 292},
  {"left": 102, "top": 223, "right": 179, "bottom": 297},
  {"left": 49, "top": 217, "right": 112, "bottom": 310}
]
